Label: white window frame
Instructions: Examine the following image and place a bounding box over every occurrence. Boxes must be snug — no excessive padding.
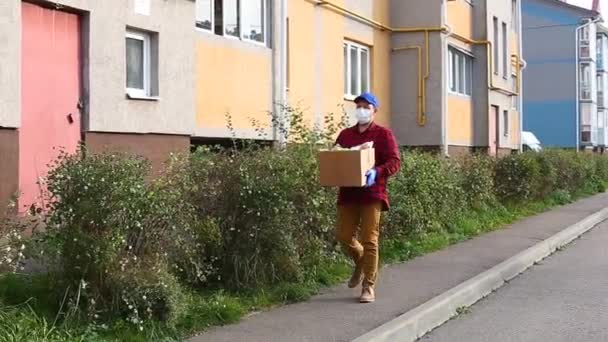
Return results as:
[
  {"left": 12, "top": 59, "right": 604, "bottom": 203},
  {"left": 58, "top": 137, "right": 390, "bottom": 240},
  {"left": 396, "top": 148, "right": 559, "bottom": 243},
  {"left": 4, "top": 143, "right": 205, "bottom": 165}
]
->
[
  {"left": 502, "top": 21, "right": 509, "bottom": 79},
  {"left": 580, "top": 62, "right": 592, "bottom": 100},
  {"left": 580, "top": 26, "right": 590, "bottom": 43},
  {"left": 195, "top": 0, "right": 268, "bottom": 47},
  {"left": 241, "top": 0, "right": 267, "bottom": 45},
  {"left": 125, "top": 30, "right": 151, "bottom": 98},
  {"left": 511, "top": 0, "right": 518, "bottom": 32},
  {"left": 195, "top": 0, "right": 214, "bottom": 33},
  {"left": 344, "top": 40, "right": 371, "bottom": 100},
  {"left": 493, "top": 17, "right": 499, "bottom": 75},
  {"left": 503, "top": 110, "right": 509, "bottom": 137},
  {"left": 448, "top": 46, "right": 473, "bottom": 97},
  {"left": 223, "top": 0, "right": 241, "bottom": 41}
]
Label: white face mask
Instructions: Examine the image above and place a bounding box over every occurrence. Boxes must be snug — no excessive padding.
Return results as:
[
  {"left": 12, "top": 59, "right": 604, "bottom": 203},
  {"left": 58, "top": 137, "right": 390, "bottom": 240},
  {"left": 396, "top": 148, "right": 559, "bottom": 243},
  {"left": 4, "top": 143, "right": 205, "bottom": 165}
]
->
[{"left": 356, "top": 107, "right": 373, "bottom": 125}]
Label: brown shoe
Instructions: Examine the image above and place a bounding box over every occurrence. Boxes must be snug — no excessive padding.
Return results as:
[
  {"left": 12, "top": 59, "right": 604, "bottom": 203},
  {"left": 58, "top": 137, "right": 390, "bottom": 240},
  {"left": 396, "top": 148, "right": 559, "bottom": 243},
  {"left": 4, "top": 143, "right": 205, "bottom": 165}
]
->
[
  {"left": 348, "top": 259, "right": 364, "bottom": 288},
  {"left": 360, "top": 286, "right": 375, "bottom": 303}
]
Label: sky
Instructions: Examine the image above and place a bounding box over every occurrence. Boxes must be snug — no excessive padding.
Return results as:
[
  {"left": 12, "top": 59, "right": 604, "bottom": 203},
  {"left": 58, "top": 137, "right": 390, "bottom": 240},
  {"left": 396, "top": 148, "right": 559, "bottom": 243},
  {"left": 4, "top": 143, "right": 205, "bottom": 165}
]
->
[{"left": 566, "top": 0, "right": 608, "bottom": 15}]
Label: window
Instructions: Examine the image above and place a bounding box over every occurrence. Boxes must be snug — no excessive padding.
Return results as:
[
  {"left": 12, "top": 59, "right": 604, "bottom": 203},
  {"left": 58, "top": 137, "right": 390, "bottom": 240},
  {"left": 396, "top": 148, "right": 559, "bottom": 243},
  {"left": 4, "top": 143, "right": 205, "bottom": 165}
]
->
[
  {"left": 344, "top": 41, "right": 370, "bottom": 99},
  {"left": 502, "top": 22, "right": 508, "bottom": 78},
  {"left": 126, "top": 30, "right": 152, "bottom": 97},
  {"left": 196, "top": 0, "right": 213, "bottom": 31},
  {"left": 224, "top": 0, "right": 239, "bottom": 38},
  {"left": 242, "top": 0, "right": 265, "bottom": 43},
  {"left": 448, "top": 46, "right": 473, "bottom": 96},
  {"left": 493, "top": 17, "right": 499, "bottom": 75},
  {"left": 511, "top": 77, "right": 518, "bottom": 109},
  {"left": 503, "top": 110, "right": 509, "bottom": 136},
  {"left": 598, "top": 74, "right": 604, "bottom": 107},
  {"left": 580, "top": 63, "right": 592, "bottom": 100},
  {"left": 579, "top": 26, "right": 590, "bottom": 42},
  {"left": 196, "top": 0, "right": 267, "bottom": 45},
  {"left": 579, "top": 26, "right": 591, "bottom": 58},
  {"left": 511, "top": 0, "right": 518, "bottom": 32}
]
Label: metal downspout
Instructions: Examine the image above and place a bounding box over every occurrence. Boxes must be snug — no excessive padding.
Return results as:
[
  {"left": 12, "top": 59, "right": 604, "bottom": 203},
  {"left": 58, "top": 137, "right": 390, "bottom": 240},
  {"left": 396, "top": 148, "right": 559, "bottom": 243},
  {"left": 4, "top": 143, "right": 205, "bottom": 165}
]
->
[
  {"left": 442, "top": 1, "right": 449, "bottom": 156},
  {"left": 272, "top": 0, "right": 288, "bottom": 147},
  {"left": 518, "top": 0, "right": 526, "bottom": 153}
]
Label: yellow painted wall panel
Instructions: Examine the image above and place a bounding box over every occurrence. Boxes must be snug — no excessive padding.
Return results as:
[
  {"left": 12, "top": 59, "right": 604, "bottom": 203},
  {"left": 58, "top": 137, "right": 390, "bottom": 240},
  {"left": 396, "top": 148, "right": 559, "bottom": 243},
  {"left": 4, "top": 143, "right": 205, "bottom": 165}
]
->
[
  {"left": 195, "top": 40, "right": 271, "bottom": 131},
  {"left": 510, "top": 109, "right": 520, "bottom": 146},
  {"left": 447, "top": 0, "right": 473, "bottom": 39},
  {"left": 288, "top": 0, "right": 317, "bottom": 124},
  {"left": 448, "top": 95, "right": 473, "bottom": 145}
]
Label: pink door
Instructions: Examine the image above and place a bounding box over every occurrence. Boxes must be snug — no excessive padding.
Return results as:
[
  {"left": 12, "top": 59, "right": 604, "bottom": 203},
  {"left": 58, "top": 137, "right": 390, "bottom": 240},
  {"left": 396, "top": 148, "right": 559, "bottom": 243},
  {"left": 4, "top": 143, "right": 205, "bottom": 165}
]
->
[
  {"left": 20, "top": 3, "right": 81, "bottom": 212},
  {"left": 489, "top": 105, "right": 499, "bottom": 156}
]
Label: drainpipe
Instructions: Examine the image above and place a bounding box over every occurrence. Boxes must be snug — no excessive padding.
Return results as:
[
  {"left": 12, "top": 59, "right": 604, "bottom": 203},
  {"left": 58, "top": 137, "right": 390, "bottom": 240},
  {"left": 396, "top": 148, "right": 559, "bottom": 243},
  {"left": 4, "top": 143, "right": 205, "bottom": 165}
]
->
[
  {"left": 272, "top": 0, "right": 288, "bottom": 147},
  {"left": 518, "top": 58, "right": 527, "bottom": 152},
  {"left": 442, "top": 3, "right": 450, "bottom": 157},
  {"left": 575, "top": 17, "right": 601, "bottom": 151},
  {"left": 518, "top": 0, "right": 525, "bottom": 153}
]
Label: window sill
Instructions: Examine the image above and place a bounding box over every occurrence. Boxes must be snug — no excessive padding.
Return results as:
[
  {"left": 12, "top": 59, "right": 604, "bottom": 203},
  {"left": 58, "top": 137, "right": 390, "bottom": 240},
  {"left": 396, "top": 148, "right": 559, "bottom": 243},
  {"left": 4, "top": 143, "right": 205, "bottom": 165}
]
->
[
  {"left": 126, "top": 92, "right": 160, "bottom": 101},
  {"left": 448, "top": 91, "right": 472, "bottom": 98}
]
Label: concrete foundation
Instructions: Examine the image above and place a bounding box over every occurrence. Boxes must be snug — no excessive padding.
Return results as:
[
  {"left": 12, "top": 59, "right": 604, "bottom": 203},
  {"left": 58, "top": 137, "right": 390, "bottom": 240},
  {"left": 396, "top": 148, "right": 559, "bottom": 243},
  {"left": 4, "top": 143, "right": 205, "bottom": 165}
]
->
[{"left": 0, "top": 128, "right": 19, "bottom": 216}]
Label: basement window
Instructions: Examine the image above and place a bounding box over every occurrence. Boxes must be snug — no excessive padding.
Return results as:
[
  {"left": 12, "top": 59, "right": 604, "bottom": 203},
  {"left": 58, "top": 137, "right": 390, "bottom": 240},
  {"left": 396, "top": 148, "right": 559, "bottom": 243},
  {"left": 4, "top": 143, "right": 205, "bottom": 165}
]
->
[{"left": 344, "top": 40, "right": 371, "bottom": 99}]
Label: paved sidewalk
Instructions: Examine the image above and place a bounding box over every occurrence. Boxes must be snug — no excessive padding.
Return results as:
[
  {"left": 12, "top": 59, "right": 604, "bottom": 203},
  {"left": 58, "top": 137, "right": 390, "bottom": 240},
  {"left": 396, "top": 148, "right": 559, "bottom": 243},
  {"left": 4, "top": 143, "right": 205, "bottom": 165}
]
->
[
  {"left": 190, "top": 193, "right": 608, "bottom": 342},
  {"left": 423, "top": 220, "right": 608, "bottom": 342}
]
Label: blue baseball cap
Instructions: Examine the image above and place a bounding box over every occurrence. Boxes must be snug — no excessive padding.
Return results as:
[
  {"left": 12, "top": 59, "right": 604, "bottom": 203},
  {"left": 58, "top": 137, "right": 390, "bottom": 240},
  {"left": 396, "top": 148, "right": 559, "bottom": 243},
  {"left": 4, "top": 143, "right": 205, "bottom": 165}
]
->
[{"left": 354, "top": 92, "right": 379, "bottom": 108}]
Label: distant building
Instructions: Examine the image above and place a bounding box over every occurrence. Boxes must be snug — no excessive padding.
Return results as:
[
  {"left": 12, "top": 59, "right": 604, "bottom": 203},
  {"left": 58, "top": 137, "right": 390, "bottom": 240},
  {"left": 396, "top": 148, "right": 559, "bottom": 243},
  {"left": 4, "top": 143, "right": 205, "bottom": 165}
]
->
[
  {"left": 0, "top": 0, "right": 523, "bottom": 214},
  {"left": 522, "top": 0, "right": 608, "bottom": 150}
]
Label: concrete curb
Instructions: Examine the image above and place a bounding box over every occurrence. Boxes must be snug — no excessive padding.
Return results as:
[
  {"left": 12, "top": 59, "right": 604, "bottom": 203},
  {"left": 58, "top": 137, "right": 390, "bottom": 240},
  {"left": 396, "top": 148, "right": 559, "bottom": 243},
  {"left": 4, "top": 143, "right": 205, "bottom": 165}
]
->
[{"left": 353, "top": 207, "right": 608, "bottom": 342}]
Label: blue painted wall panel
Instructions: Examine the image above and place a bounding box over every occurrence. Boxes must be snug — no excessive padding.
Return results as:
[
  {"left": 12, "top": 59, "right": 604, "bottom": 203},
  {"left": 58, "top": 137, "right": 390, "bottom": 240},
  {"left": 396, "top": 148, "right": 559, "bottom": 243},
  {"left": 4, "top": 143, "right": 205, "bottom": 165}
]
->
[
  {"left": 523, "top": 100, "right": 577, "bottom": 147},
  {"left": 522, "top": 0, "right": 591, "bottom": 148}
]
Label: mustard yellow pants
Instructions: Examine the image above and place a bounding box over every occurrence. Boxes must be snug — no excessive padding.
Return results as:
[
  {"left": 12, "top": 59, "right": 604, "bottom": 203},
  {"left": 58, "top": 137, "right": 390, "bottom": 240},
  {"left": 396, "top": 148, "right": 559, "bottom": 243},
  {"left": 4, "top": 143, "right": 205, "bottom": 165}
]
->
[{"left": 336, "top": 202, "right": 382, "bottom": 287}]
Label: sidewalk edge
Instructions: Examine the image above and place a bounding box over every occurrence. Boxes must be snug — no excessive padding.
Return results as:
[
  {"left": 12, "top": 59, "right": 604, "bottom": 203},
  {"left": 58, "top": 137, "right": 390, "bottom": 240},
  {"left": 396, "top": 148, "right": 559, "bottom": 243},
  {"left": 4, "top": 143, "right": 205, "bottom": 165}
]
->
[{"left": 353, "top": 207, "right": 608, "bottom": 342}]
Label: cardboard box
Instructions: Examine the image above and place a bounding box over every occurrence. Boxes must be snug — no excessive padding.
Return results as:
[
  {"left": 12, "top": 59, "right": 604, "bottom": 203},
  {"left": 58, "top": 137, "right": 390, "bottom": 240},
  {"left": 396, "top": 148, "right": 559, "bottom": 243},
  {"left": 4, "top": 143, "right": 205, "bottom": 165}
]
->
[{"left": 318, "top": 148, "right": 375, "bottom": 187}]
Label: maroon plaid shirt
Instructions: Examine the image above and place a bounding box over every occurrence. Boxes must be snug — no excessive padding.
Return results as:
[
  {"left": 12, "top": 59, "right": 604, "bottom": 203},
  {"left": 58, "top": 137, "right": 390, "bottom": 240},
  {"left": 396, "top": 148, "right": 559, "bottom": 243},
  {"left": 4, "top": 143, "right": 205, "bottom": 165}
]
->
[{"left": 335, "top": 123, "right": 401, "bottom": 211}]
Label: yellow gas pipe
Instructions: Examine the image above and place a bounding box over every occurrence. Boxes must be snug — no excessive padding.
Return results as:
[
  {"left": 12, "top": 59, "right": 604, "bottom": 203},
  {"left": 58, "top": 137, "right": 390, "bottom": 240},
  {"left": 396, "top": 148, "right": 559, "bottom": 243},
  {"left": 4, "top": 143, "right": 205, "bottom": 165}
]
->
[
  {"left": 313, "top": 0, "right": 523, "bottom": 126},
  {"left": 313, "top": 0, "right": 446, "bottom": 126}
]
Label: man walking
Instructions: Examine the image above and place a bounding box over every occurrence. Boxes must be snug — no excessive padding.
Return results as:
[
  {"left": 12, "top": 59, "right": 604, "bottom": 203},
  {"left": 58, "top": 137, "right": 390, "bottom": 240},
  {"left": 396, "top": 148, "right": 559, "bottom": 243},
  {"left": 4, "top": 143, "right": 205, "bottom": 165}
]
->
[{"left": 335, "top": 92, "right": 401, "bottom": 303}]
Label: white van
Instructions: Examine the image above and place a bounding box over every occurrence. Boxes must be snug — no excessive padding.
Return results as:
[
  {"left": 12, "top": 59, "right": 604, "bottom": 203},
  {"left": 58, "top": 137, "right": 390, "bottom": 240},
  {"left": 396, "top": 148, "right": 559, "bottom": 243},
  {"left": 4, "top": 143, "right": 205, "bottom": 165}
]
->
[{"left": 522, "top": 131, "right": 542, "bottom": 152}]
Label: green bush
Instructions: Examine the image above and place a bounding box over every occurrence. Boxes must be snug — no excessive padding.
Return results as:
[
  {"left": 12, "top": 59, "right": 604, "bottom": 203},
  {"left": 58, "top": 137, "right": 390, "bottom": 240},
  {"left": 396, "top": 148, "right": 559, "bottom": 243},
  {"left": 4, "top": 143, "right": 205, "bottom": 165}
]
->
[
  {"left": 455, "top": 154, "right": 498, "bottom": 209},
  {"left": 494, "top": 153, "right": 542, "bottom": 202},
  {"left": 179, "top": 145, "right": 338, "bottom": 288},
  {"left": 385, "top": 152, "right": 465, "bottom": 238},
  {"left": 23, "top": 151, "right": 217, "bottom": 327},
  {"left": 3, "top": 106, "right": 608, "bottom": 335}
]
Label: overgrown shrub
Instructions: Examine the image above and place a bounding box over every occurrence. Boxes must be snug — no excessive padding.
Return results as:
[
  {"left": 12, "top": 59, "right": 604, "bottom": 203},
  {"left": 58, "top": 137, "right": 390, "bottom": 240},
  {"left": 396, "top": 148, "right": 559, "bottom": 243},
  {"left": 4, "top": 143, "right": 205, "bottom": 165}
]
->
[
  {"left": 494, "top": 153, "right": 542, "bottom": 202},
  {"left": 455, "top": 154, "right": 498, "bottom": 209},
  {"left": 2, "top": 104, "right": 608, "bottom": 334},
  {"left": 24, "top": 151, "right": 217, "bottom": 327},
  {"left": 384, "top": 152, "right": 465, "bottom": 238}
]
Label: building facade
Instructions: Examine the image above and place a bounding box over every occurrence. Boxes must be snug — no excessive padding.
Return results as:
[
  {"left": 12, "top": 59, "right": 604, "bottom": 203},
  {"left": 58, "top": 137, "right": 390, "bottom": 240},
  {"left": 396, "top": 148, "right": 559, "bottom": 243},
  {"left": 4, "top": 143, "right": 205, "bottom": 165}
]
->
[
  {"left": 0, "top": 0, "right": 523, "bottom": 213},
  {"left": 522, "top": 0, "right": 608, "bottom": 150}
]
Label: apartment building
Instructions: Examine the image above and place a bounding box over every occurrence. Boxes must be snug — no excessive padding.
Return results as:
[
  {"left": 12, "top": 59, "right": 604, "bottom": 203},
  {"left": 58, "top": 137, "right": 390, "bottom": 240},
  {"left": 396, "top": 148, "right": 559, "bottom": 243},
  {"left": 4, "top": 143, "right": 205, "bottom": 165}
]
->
[
  {"left": 522, "top": 0, "right": 608, "bottom": 150},
  {"left": 394, "top": 0, "right": 522, "bottom": 155},
  {"left": 0, "top": 0, "right": 198, "bottom": 213},
  {"left": 0, "top": 0, "right": 523, "bottom": 213}
]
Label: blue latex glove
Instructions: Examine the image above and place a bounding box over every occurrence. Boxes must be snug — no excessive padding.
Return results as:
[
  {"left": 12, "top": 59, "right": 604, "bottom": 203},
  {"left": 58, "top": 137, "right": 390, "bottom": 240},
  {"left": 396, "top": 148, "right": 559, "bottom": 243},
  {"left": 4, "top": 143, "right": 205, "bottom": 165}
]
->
[{"left": 365, "top": 168, "right": 377, "bottom": 187}]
